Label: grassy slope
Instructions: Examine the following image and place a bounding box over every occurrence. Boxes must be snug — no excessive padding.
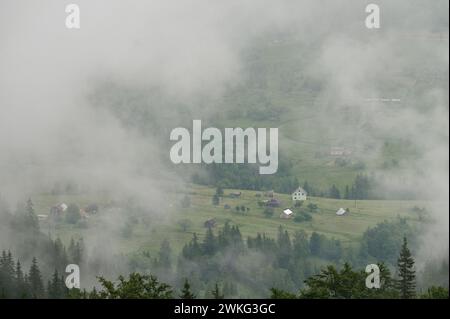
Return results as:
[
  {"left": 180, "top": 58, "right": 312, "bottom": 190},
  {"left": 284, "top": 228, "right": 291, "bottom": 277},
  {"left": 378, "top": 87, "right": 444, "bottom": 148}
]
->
[{"left": 35, "top": 185, "right": 426, "bottom": 257}]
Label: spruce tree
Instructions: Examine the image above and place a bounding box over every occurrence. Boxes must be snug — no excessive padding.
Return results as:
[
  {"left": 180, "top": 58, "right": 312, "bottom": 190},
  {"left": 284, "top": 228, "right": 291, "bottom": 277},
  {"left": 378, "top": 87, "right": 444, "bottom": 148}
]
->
[
  {"left": 28, "top": 257, "right": 45, "bottom": 298},
  {"left": 26, "top": 198, "right": 40, "bottom": 232},
  {"left": 179, "top": 279, "right": 196, "bottom": 299},
  {"left": 396, "top": 237, "right": 416, "bottom": 299}
]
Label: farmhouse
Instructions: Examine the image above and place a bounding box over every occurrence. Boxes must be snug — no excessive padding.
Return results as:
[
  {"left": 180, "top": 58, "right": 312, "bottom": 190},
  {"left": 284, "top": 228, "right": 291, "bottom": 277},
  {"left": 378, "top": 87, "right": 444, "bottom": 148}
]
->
[
  {"left": 229, "top": 192, "right": 241, "bottom": 198},
  {"left": 330, "top": 147, "right": 352, "bottom": 156},
  {"left": 280, "top": 208, "right": 293, "bottom": 219},
  {"left": 50, "top": 203, "right": 68, "bottom": 217},
  {"left": 336, "top": 208, "right": 348, "bottom": 216},
  {"left": 292, "top": 187, "right": 307, "bottom": 201},
  {"left": 266, "top": 198, "right": 281, "bottom": 207}
]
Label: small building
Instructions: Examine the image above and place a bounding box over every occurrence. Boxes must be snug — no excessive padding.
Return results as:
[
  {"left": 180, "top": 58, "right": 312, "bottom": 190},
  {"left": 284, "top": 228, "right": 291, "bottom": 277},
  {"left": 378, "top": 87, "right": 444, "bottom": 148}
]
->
[
  {"left": 37, "top": 214, "right": 48, "bottom": 221},
  {"left": 292, "top": 187, "right": 307, "bottom": 201},
  {"left": 330, "top": 147, "right": 352, "bottom": 156},
  {"left": 204, "top": 218, "right": 217, "bottom": 228},
  {"left": 266, "top": 198, "right": 281, "bottom": 207},
  {"left": 50, "top": 203, "right": 68, "bottom": 217},
  {"left": 336, "top": 208, "right": 347, "bottom": 216},
  {"left": 229, "top": 192, "right": 242, "bottom": 198},
  {"left": 224, "top": 204, "right": 231, "bottom": 210},
  {"left": 280, "top": 209, "right": 293, "bottom": 219}
]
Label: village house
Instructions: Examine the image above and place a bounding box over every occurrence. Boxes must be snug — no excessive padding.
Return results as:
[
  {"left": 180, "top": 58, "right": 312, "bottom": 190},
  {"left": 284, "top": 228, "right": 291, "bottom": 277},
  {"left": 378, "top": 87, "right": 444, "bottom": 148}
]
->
[
  {"left": 292, "top": 187, "right": 307, "bottom": 201},
  {"left": 229, "top": 192, "right": 241, "bottom": 198},
  {"left": 330, "top": 147, "right": 352, "bottom": 157},
  {"left": 280, "top": 208, "right": 293, "bottom": 219},
  {"left": 266, "top": 198, "right": 281, "bottom": 207},
  {"left": 49, "top": 203, "right": 68, "bottom": 217},
  {"left": 336, "top": 208, "right": 348, "bottom": 216}
]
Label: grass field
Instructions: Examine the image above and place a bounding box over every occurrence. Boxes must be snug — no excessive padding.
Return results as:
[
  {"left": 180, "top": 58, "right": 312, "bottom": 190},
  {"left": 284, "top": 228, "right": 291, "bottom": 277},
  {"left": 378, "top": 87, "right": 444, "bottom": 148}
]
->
[{"left": 35, "top": 184, "right": 428, "bottom": 257}]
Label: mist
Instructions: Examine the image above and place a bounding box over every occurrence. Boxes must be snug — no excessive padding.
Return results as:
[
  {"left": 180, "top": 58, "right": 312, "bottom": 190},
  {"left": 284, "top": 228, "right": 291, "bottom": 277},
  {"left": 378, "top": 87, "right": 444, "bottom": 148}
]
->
[{"left": 0, "top": 0, "right": 448, "bottom": 290}]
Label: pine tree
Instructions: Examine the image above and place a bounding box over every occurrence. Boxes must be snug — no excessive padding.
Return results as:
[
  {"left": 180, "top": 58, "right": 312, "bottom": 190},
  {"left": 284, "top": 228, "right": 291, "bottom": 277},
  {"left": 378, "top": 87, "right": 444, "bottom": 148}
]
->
[
  {"left": 15, "top": 260, "right": 27, "bottom": 298},
  {"left": 203, "top": 228, "right": 217, "bottom": 256},
  {"left": 344, "top": 185, "right": 350, "bottom": 199},
  {"left": 26, "top": 198, "right": 40, "bottom": 232},
  {"left": 28, "top": 257, "right": 45, "bottom": 298},
  {"left": 179, "top": 279, "right": 196, "bottom": 299},
  {"left": 396, "top": 237, "right": 416, "bottom": 299}
]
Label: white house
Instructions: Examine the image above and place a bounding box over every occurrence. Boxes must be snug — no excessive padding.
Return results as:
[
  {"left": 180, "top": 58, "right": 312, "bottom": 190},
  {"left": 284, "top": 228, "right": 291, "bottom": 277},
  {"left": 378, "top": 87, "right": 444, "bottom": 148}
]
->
[
  {"left": 292, "top": 187, "right": 307, "bottom": 201},
  {"left": 280, "top": 208, "right": 294, "bottom": 219},
  {"left": 336, "top": 208, "right": 347, "bottom": 216}
]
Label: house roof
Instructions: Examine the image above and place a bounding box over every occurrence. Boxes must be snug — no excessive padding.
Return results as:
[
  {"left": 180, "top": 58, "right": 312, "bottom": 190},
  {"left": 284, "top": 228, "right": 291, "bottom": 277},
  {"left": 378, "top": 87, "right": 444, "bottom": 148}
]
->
[
  {"left": 336, "top": 208, "right": 346, "bottom": 215},
  {"left": 293, "top": 187, "right": 307, "bottom": 195},
  {"left": 283, "top": 209, "right": 293, "bottom": 215}
]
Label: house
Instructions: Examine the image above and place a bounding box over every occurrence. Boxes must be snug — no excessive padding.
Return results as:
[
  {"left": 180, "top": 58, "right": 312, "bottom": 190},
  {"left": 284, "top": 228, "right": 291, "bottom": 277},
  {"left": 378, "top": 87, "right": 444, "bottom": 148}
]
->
[
  {"left": 292, "top": 187, "right": 307, "bottom": 201},
  {"left": 204, "top": 218, "right": 217, "bottom": 228},
  {"left": 229, "top": 192, "right": 242, "bottom": 198},
  {"left": 336, "top": 208, "right": 347, "bottom": 216},
  {"left": 330, "top": 147, "right": 352, "bottom": 156},
  {"left": 280, "top": 208, "right": 293, "bottom": 219},
  {"left": 224, "top": 204, "right": 231, "bottom": 210},
  {"left": 50, "top": 203, "right": 68, "bottom": 217},
  {"left": 266, "top": 198, "right": 281, "bottom": 207},
  {"left": 37, "top": 214, "right": 48, "bottom": 221}
]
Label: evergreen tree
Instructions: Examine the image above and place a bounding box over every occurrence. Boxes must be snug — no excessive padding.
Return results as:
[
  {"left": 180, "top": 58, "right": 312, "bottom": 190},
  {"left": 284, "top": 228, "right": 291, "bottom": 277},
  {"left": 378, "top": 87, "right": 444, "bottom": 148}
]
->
[
  {"left": 26, "top": 198, "right": 40, "bottom": 232},
  {"left": 329, "top": 184, "right": 341, "bottom": 199},
  {"left": 28, "top": 257, "right": 45, "bottom": 298},
  {"left": 202, "top": 228, "right": 217, "bottom": 256},
  {"left": 15, "top": 260, "right": 27, "bottom": 298},
  {"left": 396, "top": 237, "right": 416, "bottom": 299},
  {"left": 158, "top": 239, "right": 172, "bottom": 269},
  {"left": 179, "top": 279, "right": 196, "bottom": 299},
  {"left": 344, "top": 185, "right": 350, "bottom": 199}
]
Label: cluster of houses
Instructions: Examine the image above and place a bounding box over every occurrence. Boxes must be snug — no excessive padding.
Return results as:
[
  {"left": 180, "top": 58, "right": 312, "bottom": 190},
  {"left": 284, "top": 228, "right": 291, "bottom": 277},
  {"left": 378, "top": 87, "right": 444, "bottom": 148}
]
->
[
  {"left": 205, "top": 185, "right": 349, "bottom": 227},
  {"left": 37, "top": 202, "right": 99, "bottom": 221}
]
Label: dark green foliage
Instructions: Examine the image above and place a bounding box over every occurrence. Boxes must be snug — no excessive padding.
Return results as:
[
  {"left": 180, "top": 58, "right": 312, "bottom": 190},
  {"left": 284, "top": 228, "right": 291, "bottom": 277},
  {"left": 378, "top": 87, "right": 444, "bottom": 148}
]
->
[
  {"left": 361, "top": 218, "right": 414, "bottom": 264},
  {"left": 47, "top": 270, "right": 68, "bottom": 299},
  {"left": 96, "top": 273, "right": 173, "bottom": 299},
  {"left": 293, "top": 211, "right": 312, "bottom": 223},
  {"left": 396, "top": 237, "right": 416, "bottom": 299},
  {"left": 28, "top": 257, "right": 45, "bottom": 298},
  {"left": 299, "top": 263, "right": 398, "bottom": 299},
  {"left": 328, "top": 184, "right": 341, "bottom": 199},
  {"left": 270, "top": 287, "right": 297, "bottom": 299},
  {"left": 420, "top": 286, "right": 449, "bottom": 299},
  {"left": 179, "top": 279, "right": 196, "bottom": 299}
]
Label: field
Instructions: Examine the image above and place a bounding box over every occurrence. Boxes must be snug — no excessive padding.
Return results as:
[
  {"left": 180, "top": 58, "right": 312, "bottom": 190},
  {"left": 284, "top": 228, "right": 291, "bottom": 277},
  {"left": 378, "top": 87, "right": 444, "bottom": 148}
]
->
[{"left": 35, "top": 184, "right": 427, "bottom": 257}]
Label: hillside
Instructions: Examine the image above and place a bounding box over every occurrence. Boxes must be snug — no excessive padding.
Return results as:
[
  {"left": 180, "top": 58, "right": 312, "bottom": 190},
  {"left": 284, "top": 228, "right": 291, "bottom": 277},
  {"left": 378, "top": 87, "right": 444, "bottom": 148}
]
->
[{"left": 35, "top": 185, "right": 427, "bottom": 256}]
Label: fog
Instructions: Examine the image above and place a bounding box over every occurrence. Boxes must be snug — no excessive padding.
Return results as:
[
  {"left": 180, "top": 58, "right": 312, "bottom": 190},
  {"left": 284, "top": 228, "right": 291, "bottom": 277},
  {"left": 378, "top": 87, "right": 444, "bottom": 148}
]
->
[{"left": 0, "top": 0, "right": 448, "bottom": 287}]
